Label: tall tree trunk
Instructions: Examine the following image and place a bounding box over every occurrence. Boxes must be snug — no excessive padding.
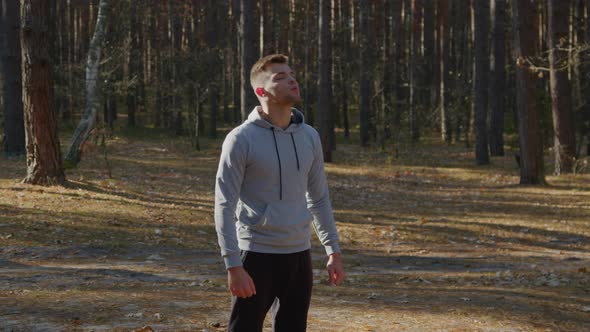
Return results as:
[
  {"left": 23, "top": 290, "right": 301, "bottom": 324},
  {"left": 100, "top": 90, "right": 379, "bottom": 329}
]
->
[
  {"left": 126, "top": 0, "right": 138, "bottom": 128},
  {"left": 231, "top": 0, "right": 240, "bottom": 123},
  {"left": 206, "top": 0, "right": 220, "bottom": 138},
  {"left": 359, "top": 0, "right": 371, "bottom": 146},
  {"left": 423, "top": 0, "right": 435, "bottom": 109},
  {"left": 20, "top": 0, "right": 65, "bottom": 185},
  {"left": 468, "top": 1, "right": 476, "bottom": 144},
  {"left": 170, "top": 0, "right": 183, "bottom": 135},
  {"left": 136, "top": 5, "right": 146, "bottom": 116},
  {"left": 303, "top": 0, "right": 313, "bottom": 125},
  {"left": 586, "top": 0, "right": 590, "bottom": 155},
  {"left": 513, "top": 0, "right": 545, "bottom": 185},
  {"left": 78, "top": 0, "right": 90, "bottom": 60},
  {"left": 377, "top": 0, "right": 390, "bottom": 149},
  {"left": 340, "top": 0, "right": 350, "bottom": 139},
  {"left": 409, "top": 0, "right": 422, "bottom": 142},
  {"left": 63, "top": 0, "right": 109, "bottom": 167},
  {"left": 1, "top": 0, "right": 25, "bottom": 156},
  {"left": 240, "top": 0, "right": 258, "bottom": 121},
  {"left": 489, "top": 0, "right": 506, "bottom": 156},
  {"left": 393, "top": 0, "right": 406, "bottom": 130},
  {"left": 474, "top": 0, "right": 490, "bottom": 165},
  {"left": 0, "top": 0, "right": 3, "bottom": 116},
  {"left": 572, "top": 0, "right": 584, "bottom": 156},
  {"left": 63, "top": 0, "right": 75, "bottom": 121},
  {"left": 439, "top": 0, "right": 451, "bottom": 143},
  {"left": 318, "top": 0, "right": 332, "bottom": 161},
  {"left": 548, "top": 0, "right": 576, "bottom": 174}
]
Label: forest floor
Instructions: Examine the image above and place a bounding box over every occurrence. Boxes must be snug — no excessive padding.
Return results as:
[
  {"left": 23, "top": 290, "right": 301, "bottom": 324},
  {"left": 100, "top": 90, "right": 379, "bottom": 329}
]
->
[{"left": 1, "top": 128, "right": 589, "bottom": 332}]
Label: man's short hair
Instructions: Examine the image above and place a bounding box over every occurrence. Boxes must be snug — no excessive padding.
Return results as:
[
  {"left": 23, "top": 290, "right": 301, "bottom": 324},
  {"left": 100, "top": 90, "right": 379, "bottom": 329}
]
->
[{"left": 250, "top": 54, "right": 289, "bottom": 89}]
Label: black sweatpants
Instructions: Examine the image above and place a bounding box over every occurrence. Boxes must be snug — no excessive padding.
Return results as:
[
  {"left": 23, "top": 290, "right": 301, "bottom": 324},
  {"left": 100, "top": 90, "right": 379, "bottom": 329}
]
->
[{"left": 228, "top": 249, "right": 313, "bottom": 332}]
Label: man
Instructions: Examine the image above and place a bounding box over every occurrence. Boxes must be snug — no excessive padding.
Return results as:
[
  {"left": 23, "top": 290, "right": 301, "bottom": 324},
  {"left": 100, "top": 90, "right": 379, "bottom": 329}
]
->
[{"left": 214, "top": 54, "right": 345, "bottom": 332}]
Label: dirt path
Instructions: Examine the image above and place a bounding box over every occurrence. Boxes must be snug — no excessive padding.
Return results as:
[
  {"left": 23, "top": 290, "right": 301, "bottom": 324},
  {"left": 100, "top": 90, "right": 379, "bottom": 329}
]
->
[{"left": 1, "top": 133, "right": 589, "bottom": 331}]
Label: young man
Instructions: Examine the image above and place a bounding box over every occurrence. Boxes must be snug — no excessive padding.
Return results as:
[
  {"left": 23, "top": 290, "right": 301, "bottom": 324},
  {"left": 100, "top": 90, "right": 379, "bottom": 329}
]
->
[{"left": 214, "top": 54, "right": 345, "bottom": 331}]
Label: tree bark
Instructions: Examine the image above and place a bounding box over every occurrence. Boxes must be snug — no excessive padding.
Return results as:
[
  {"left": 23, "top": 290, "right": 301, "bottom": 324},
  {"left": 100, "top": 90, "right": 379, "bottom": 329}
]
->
[
  {"left": 474, "top": 0, "right": 490, "bottom": 165},
  {"left": 20, "top": 0, "right": 65, "bottom": 185},
  {"left": 359, "top": 0, "right": 371, "bottom": 146},
  {"left": 548, "top": 0, "right": 576, "bottom": 174},
  {"left": 1, "top": 0, "right": 25, "bottom": 156},
  {"left": 489, "top": 0, "right": 506, "bottom": 156},
  {"left": 409, "top": 0, "right": 422, "bottom": 142},
  {"left": 423, "top": 0, "right": 435, "bottom": 115},
  {"left": 586, "top": 0, "right": 590, "bottom": 155},
  {"left": 339, "top": 0, "right": 351, "bottom": 139},
  {"left": 513, "top": 0, "right": 545, "bottom": 185},
  {"left": 206, "top": 0, "right": 220, "bottom": 138},
  {"left": 240, "top": 0, "right": 258, "bottom": 121},
  {"left": 439, "top": 0, "right": 451, "bottom": 143},
  {"left": 127, "top": 0, "right": 138, "bottom": 128},
  {"left": 231, "top": 0, "right": 240, "bottom": 123},
  {"left": 63, "top": 0, "right": 109, "bottom": 167},
  {"left": 318, "top": 0, "right": 332, "bottom": 161}
]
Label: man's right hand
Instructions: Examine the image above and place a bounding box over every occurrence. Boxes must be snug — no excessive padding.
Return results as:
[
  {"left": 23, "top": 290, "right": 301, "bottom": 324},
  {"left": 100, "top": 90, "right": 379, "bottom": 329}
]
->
[{"left": 227, "top": 266, "right": 256, "bottom": 298}]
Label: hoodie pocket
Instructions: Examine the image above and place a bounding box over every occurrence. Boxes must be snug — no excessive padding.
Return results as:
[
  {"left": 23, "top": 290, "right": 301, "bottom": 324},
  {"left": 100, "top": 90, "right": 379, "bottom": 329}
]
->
[
  {"left": 237, "top": 201, "right": 269, "bottom": 227},
  {"left": 260, "top": 201, "right": 313, "bottom": 231}
]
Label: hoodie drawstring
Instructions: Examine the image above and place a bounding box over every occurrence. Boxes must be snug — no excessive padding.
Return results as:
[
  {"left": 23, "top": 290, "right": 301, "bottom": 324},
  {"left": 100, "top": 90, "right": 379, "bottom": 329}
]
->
[
  {"left": 271, "top": 128, "right": 283, "bottom": 200},
  {"left": 271, "top": 128, "right": 301, "bottom": 201},
  {"left": 290, "top": 133, "right": 300, "bottom": 171}
]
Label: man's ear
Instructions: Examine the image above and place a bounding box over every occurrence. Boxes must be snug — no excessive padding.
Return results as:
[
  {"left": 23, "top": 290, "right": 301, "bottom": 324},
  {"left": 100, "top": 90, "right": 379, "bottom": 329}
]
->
[{"left": 255, "top": 87, "right": 265, "bottom": 97}]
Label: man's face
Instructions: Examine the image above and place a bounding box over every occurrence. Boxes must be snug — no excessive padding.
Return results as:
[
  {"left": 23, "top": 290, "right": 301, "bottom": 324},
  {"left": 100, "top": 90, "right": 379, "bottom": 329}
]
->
[{"left": 259, "top": 63, "right": 301, "bottom": 106}]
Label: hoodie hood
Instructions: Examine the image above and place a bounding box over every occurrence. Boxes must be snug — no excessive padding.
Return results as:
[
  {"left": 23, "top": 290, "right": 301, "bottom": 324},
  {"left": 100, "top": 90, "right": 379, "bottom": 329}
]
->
[{"left": 247, "top": 106, "right": 305, "bottom": 133}]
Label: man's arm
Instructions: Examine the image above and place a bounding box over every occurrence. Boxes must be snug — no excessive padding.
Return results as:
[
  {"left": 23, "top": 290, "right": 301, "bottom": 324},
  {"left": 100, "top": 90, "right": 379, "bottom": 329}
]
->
[
  {"left": 214, "top": 133, "right": 256, "bottom": 297},
  {"left": 215, "top": 133, "right": 246, "bottom": 268},
  {"left": 306, "top": 130, "right": 345, "bottom": 286}
]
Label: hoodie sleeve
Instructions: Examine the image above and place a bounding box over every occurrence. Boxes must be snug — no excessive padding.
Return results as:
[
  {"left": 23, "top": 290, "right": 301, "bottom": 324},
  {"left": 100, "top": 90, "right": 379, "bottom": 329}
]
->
[
  {"left": 214, "top": 132, "right": 247, "bottom": 269},
  {"left": 306, "top": 130, "right": 341, "bottom": 256}
]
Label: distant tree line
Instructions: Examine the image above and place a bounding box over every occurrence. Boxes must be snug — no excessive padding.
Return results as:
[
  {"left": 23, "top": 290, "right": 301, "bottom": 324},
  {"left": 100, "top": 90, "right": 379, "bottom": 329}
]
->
[{"left": 0, "top": 0, "right": 589, "bottom": 185}]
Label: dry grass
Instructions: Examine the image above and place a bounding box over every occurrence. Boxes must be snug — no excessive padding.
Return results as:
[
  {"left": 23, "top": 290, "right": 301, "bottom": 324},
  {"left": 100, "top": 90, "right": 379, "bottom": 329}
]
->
[{"left": 1, "top": 130, "right": 589, "bottom": 331}]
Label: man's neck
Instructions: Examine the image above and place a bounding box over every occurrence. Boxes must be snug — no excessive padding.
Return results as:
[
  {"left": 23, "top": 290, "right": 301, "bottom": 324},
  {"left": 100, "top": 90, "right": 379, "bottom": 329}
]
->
[{"left": 259, "top": 104, "right": 292, "bottom": 130}]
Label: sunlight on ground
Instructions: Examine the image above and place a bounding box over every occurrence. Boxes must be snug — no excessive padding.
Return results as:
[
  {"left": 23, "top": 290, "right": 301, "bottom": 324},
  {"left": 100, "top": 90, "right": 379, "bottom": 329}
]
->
[{"left": 1, "top": 134, "right": 589, "bottom": 331}]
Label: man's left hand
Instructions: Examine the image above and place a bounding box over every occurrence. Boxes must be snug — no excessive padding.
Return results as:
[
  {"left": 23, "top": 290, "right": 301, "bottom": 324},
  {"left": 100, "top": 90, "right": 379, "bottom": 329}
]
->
[{"left": 326, "top": 253, "right": 345, "bottom": 286}]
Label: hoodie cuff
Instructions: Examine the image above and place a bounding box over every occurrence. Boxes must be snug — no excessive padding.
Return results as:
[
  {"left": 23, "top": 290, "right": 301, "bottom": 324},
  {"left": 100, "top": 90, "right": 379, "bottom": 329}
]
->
[
  {"left": 324, "top": 243, "right": 341, "bottom": 256},
  {"left": 224, "top": 254, "right": 243, "bottom": 269}
]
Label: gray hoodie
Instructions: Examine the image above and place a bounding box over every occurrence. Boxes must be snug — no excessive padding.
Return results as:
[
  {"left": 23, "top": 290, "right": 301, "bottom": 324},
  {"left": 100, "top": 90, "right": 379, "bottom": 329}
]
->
[{"left": 214, "top": 107, "right": 341, "bottom": 268}]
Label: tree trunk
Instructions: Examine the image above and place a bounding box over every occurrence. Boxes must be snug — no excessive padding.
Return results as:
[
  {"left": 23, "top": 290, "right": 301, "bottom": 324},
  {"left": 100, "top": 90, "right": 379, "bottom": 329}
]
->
[
  {"left": 1, "top": 0, "right": 25, "bottom": 156},
  {"left": 359, "top": 0, "right": 371, "bottom": 147},
  {"left": 393, "top": 0, "right": 406, "bottom": 130},
  {"left": 338, "top": 0, "right": 350, "bottom": 140},
  {"left": 513, "top": 0, "right": 545, "bottom": 185},
  {"left": 170, "top": 0, "right": 183, "bottom": 135},
  {"left": 231, "top": 0, "right": 240, "bottom": 123},
  {"left": 489, "top": 0, "right": 506, "bottom": 156},
  {"left": 548, "top": 0, "right": 576, "bottom": 174},
  {"left": 240, "top": 0, "right": 258, "bottom": 121},
  {"left": 152, "top": 0, "right": 162, "bottom": 127},
  {"left": 0, "top": 0, "right": 3, "bottom": 112},
  {"left": 20, "top": 0, "right": 65, "bottom": 185},
  {"left": 126, "top": 0, "right": 138, "bottom": 128},
  {"left": 206, "top": 0, "right": 220, "bottom": 138},
  {"left": 439, "top": 0, "right": 451, "bottom": 143},
  {"left": 63, "top": 0, "right": 109, "bottom": 167},
  {"left": 586, "top": 0, "right": 590, "bottom": 155},
  {"left": 423, "top": 0, "right": 435, "bottom": 117},
  {"left": 474, "top": 0, "right": 490, "bottom": 165},
  {"left": 318, "top": 0, "right": 332, "bottom": 161},
  {"left": 409, "top": 0, "right": 422, "bottom": 142}
]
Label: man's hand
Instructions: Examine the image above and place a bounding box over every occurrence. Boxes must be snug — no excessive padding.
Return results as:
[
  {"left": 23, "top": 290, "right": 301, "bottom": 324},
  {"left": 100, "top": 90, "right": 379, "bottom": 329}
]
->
[
  {"left": 326, "top": 253, "right": 345, "bottom": 286},
  {"left": 227, "top": 266, "right": 256, "bottom": 298}
]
